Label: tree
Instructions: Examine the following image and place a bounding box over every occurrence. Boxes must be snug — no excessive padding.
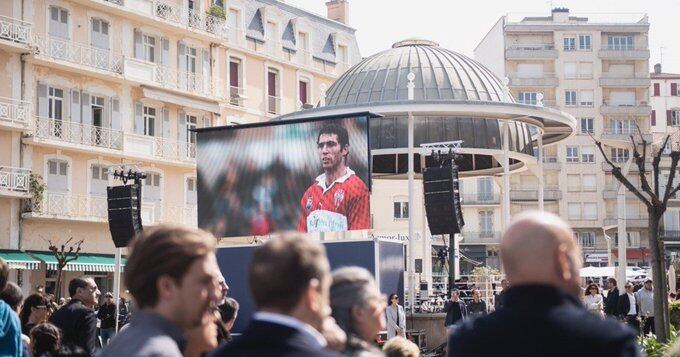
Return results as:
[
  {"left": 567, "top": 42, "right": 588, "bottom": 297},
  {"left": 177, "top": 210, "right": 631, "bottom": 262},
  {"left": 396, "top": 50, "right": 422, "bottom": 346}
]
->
[
  {"left": 48, "top": 237, "right": 83, "bottom": 300},
  {"left": 591, "top": 128, "right": 680, "bottom": 342}
]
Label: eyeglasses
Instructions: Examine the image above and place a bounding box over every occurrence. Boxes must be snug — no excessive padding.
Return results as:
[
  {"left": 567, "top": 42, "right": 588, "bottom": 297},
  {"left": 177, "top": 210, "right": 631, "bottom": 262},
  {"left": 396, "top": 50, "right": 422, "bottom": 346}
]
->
[{"left": 391, "top": 297, "right": 399, "bottom": 300}]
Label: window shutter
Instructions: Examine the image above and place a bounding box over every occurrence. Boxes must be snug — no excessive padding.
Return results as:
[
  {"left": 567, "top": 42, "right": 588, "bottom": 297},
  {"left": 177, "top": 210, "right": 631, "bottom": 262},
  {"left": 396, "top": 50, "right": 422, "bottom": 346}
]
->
[
  {"left": 201, "top": 115, "right": 209, "bottom": 128},
  {"left": 103, "top": 95, "right": 110, "bottom": 128},
  {"left": 651, "top": 110, "right": 656, "bottom": 126},
  {"left": 134, "top": 101, "right": 143, "bottom": 134},
  {"left": 81, "top": 91, "right": 91, "bottom": 126},
  {"left": 161, "top": 38, "right": 169, "bottom": 66},
  {"left": 111, "top": 97, "right": 120, "bottom": 130},
  {"left": 178, "top": 42, "right": 187, "bottom": 89},
  {"left": 654, "top": 83, "right": 660, "bottom": 96},
  {"left": 673, "top": 83, "right": 678, "bottom": 96},
  {"left": 134, "top": 29, "right": 143, "bottom": 60},
  {"left": 202, "top": 48, "right": 210, "bottom": 92},
  {"left": 37, "top": 83, "right": 48, "bottom": 118},
  {"left": 668, "top": 110, "right": 673, "bottom": 126},
  {"left": 68, "top": 89, "right": 80, "bottom": 123},
  {"left": 178, "top": 110, "right": 187, "bottom": 143},
  {"left": 162, "top": 108, "right": 170, "bottom": 139}
]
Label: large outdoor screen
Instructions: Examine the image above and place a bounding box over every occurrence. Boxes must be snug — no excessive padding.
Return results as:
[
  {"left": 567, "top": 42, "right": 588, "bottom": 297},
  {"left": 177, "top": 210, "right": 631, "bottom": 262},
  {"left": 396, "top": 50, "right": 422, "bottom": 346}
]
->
[{"left": 197, "top": 116, "right": 370, "bottom": 238}]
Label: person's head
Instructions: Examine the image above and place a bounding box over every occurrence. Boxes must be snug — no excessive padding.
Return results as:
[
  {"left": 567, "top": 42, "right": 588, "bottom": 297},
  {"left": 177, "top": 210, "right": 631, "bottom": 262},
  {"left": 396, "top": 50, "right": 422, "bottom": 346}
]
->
[
  {"left": 330, "top": 267, "right": 386, "bottom": 343},
  {"left": 30, "top": 323, "right": 61, "bottom": 357},
  {"left": 383, "top": 336, "right": 420, "bottom": 357},
  {"left": 58, "top": 297, "right": 66, "bottom": 305},
  {"left": 388, "top": 293, "right": 399, "bottom": 307},
  {"left": 20, "top": 293, "right": 49, "bottom": 326},
  {"left": 104, "top": 292, "right": 113, "bottom": 304},
  {"left": 125, "top": 225, "right": 220, "bottom": 329},
  {"left": 68, "top": 277, "right": 99, "bottom": 307},
  {"left": 625, "top": 282, "right": 634, "bottom": 293},
  {"left": 644, "top": 279, "right": 653, "bottom": 290},
  {"left": 472, "top": 289, "right": 480, "bottom": 302},
  {"left": 500, "top": 279, "right": 509, "bottom": 290},
  {"left": 0, "top": 258, "right": 8, "bottom": 292},
  {"left": 450, "top": 289, "right": 460, "bottom": 301},
  {"left": 218, "top": 297, "right": 240, "bottom": 332},
  {"left": 0, "top": 282, "right": 23, "bottom": 313},
  {"left": 500, "top": 211, "right": 581, "bottom": 297},
  {"left": 585, "top": 283, "right": 599, "bottom": 297},
  {"left": 607, "top": 278, "right": 617, "bottom": 290},
  {"left": 216, "top": 270, "right": 229, "bottom": 303},
  {"left": 317, "top": 123, "right": 349, "bottom": 173},
  {"left": 249, "top": 235, "right": 331, "bottom": 331}
]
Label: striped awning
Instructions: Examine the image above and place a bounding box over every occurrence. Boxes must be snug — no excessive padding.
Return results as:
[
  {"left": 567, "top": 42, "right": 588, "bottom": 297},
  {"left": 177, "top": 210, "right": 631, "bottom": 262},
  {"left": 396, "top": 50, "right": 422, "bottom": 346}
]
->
[
  {"left": 28, "top": 252, "right": 126, "bottom": 272},
  {"left": 0, "top": 250, "right": 41, "bottom": 270}
]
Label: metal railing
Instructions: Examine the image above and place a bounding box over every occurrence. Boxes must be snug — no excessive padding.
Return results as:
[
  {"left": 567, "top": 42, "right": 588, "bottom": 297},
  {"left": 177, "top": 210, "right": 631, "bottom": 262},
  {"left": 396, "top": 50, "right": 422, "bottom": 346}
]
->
[
  {"left": 267, "top": 95, "right": 281, "bottom": 115},
  {"left": 564, "top": 73, "right": 593, "bottom": 80},
  {"left": 506, "top": 44, "right": 555, "bottom": 50},
  {"left": 601, "top": 45, "right": 647, "bottom": 51},
  {"left": 602, "top": 100, "right": 648, "bottom": 107},
  {"left": 460, "top": 231, "right": 502, "bottom": 244},
  {"left": 154, "top": 65, "right": 215, "bottom": 97},
  {"left": 460, "top": 193, "right": 500, "bottom": 205},
  {"left": 0, "top": 15, "right": 32, "bottom": 45},
  {"left": 33, "top": 35, "right": 123, "bottom": 74},
  {"left": 543, "top": 156, "right": 558, "bottom": 163},
  {"left": 601, "top": 72, "right": 649, "bottom": 78},
  {"left": 30, "top": 192, "right": 107, "bottom": 220},
  {"left": 152, "top": 1, "right": 225, "bottom": 37},
  {"left": 0, "top": 167, "right": 30, "bottom": 193},
  {"left": 0, "top": 96, "right": 31, "bottom": 127},
  {"left": 35, "top": 116, "right": 123, "bottom": 150},
  {"left": 229, "top": 86, "right": 245, "bottom": 106},
  {"left": 153, "top": 136, "right": 195, "bottom": 162}
]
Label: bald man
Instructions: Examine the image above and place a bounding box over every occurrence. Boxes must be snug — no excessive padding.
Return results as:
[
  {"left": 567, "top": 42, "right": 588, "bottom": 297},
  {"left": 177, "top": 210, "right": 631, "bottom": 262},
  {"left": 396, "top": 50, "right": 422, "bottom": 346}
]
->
[{"left": 447, "top": 211, "right": 640, "bottom": 357}]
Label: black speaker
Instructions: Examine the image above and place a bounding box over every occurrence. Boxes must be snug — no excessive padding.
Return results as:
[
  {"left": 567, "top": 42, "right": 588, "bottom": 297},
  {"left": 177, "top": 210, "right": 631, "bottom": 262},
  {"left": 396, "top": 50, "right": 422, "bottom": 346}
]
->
[
  {"left": 107, "top": 184, "right": 143, "bottom": 248},
  {"left": 423, "top": 163, "right": 464, "bottom": 235},
  {"left": 415, "top": 258, "right": 422, "bottom": 273}
]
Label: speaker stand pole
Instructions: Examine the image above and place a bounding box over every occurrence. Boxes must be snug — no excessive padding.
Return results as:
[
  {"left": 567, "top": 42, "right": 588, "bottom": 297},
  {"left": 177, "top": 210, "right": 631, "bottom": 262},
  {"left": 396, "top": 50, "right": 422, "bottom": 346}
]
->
[
  {"left": 407, "top": 109, "right": 415, "bottom": 314},
  {"left": 113, "top": 248, "right": 122, "bottom": 332}
]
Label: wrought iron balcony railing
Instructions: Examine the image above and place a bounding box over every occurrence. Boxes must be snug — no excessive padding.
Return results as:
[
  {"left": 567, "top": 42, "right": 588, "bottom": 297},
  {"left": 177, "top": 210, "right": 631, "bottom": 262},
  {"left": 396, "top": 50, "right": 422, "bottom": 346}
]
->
[
  {"left": 0, "top": 15, "right": 32, "bottom": 45},
  {"left": 33, "top": 35, "right": 123, "bottom": 74},
  {"left": 0, "top": 167, "right": 30, "bottom": 194},
  {"left": 0, "top": 96, "right": 31, "bottom": 128}
]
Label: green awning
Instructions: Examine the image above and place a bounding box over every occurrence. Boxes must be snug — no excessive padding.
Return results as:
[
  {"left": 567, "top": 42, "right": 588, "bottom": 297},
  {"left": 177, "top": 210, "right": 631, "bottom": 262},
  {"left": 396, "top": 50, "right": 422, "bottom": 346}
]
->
[
  {"left": 0, "top": 250, "right": 41, "bottom": 270},
  {"left": 28, "top": 251, "right": 126, "bottom": 272}
]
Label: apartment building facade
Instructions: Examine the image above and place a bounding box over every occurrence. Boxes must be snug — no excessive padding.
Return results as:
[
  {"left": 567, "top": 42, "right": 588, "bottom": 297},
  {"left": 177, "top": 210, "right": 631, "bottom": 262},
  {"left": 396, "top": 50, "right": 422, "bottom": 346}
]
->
[
  {"left": 475, "top": 8, "right": 652, "bottom": 267},
  {"left": 0, "top": 0, "right": 359, "bottom": 296}
]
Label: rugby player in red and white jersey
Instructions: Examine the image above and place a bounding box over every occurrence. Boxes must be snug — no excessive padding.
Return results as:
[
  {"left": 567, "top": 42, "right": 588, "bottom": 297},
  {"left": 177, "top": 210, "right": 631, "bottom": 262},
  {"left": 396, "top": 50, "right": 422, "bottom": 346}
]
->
[{"left": 297, "top": 123, "right": 369, "bottom": 233}]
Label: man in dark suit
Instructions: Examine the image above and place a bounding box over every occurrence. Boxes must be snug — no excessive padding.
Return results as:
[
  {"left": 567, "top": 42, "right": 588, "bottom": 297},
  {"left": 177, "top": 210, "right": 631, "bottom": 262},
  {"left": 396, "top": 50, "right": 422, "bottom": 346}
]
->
[
  {"left": 212, "top": 236, "right": 341, "bottom": 357},
  {"left": 49, "top": 277, "right": 100, "bottom": 356},
  {"left": 443, "top": 289, "right": 467, "bottom": 327},
  {"left": 448, "top": 211, "right": 640, "bottom": 357},
  {"left": 604, "top": 278, "right": 620, "bottom": 317},
  {"left": 618, "top": 282, "right": 640, "bottom": 335}
]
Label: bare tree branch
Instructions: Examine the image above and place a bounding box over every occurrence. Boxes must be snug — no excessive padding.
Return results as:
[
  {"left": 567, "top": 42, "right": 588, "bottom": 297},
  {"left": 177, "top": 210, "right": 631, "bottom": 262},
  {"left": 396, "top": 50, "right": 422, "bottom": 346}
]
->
[
  {"left": 663, "top": 152, "right": 680, "bottom": 207},
  {"left": 631, "top": 134, "right": 658, "bottom": 203},
  {"left": 654, "top": 136, "right": 672, "bottom": 197},
  {"left": 590, "top": 132, "right": 652, "bottom": 207}
]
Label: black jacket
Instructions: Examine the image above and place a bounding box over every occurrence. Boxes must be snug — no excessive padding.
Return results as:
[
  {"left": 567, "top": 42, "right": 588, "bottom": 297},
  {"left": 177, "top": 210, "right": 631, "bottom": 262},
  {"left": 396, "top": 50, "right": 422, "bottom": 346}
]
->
[
  {"left": 49, "top": 299, "right": 97, "bottom": 356},
  {"left": 444, "top": 300, "right": 468, "bottom": 326},
  {"left": 604, "top": 288, "right": 620, "bottom": 316},
  {"left": 97, "top": 303, "right": 116, "bottom": 329},
  {"left": 448, "top": 285, "right": 640, "bottom": 357},
  {"left": 210, "top": 319, "right": 340, "bottom": 357},
  {"left": 617, "top": 292, "right": 638, "bottom": 317}
]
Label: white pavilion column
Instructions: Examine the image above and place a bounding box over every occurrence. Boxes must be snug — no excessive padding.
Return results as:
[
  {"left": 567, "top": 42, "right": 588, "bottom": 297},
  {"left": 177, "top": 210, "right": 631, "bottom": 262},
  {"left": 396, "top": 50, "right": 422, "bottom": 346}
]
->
[
  {"left": 537, "top": 129, "right": 545, "bottom": 211},
  {"left": 617, "top": 158, "right": 633, "bottom": 286},
  {"left": 502, "top": 122, "right": 511, "bottom": 227},
  {"left": 406, "top": 73, "right": 415, "bottom": 312}
]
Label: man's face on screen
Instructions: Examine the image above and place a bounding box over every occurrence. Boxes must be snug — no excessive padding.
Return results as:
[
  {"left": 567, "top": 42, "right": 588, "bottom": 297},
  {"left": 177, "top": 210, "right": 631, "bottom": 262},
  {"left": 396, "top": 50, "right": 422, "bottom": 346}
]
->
[{"left": 318, "top": 133, "right": 348, "bottom": 172}]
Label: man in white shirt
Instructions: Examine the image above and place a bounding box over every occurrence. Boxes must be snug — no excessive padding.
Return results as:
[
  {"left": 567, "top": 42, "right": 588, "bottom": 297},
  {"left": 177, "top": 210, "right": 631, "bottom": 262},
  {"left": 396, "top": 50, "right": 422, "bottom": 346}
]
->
[
  {"left": 635, "top": 279, "right": 654, "bottom": 335},
  {"left": 618, "top": 282, "right": 640, "bottom": 334}
]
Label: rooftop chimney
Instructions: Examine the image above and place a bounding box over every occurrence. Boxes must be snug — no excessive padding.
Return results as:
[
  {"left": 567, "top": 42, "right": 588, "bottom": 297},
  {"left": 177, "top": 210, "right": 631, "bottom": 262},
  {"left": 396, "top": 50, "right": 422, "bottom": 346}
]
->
[
  {"left": 326, "top": 0, "right": 349, "bottom": 25},
  {"left": 654, "top": 63, "right": 662, "bottom": 74},
  {"left": 552, "top": 7, "right": 570, "bottom": 23}
]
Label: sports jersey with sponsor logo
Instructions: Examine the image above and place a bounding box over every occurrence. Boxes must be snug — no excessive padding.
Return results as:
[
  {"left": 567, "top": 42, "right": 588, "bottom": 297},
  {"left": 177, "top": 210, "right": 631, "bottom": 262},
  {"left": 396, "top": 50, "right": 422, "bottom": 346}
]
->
[{"left": 297, "top": 168, "right": 370, "bottom": 233}]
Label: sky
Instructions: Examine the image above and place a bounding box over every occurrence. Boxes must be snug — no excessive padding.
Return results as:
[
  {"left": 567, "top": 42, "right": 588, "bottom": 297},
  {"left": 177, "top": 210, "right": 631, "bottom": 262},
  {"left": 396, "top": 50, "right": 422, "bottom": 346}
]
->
[{"left": 284, "top": 0, "right": 680, "bottom": 73}]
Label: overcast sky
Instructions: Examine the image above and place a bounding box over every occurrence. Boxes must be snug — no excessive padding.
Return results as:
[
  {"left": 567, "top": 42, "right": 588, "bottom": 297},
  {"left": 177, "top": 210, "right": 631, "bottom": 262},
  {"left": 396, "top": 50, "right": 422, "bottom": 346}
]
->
[{"left": 285, "top": 0, "right": 680, "bottom": 73}]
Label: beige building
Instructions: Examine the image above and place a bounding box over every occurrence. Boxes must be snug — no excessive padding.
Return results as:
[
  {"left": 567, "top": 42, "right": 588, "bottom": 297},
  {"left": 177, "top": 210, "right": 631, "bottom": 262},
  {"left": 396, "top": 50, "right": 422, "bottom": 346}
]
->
[
  {"left": 0, "top": 0, "right": 359, "bottom": 296},
  {"left": 475, "top": 8, "right": 653, "bottom": 267}
]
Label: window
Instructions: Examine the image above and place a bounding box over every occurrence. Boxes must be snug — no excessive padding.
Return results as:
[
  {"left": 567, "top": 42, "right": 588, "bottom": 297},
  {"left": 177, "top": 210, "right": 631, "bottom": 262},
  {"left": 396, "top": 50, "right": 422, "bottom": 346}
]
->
[
  {"left": 186, "top": 177, "right": 197, "bottom": 205},
  {"left": 90, "top": 164, "right": 108, "bottom": 196},
  {"left": 479, "top": 211, "right": 494, "bottom": 235},
  {"left": 298, "top": 79, "right": 310, "bottom": 106},
  {"left": 581, "top": 146, "right": 595, "bottom": 163},
  {"left": 143, "top": 35, "right": 156, "bottom": 63},
  {"left": 610, "top": 119, "right": 636, "bottom": 134},
  {"left": 578, "top": 35, "right": 591, "bottom": 50},
  {"left": 672, "top": 110, "right": 680, "bottom": 126},
  {"left": 229, "top": 57, "right": 243, "bottom": 106},
  {"left": 584, "top": 203, "right": 597, "bottom": 220},
  {"left": 568, "top": 203, "right": 580, "bottom": 220},
  {"left": 582, "top": 174, "right": 597, "bottom": 191},
  {"left": 580, "top": 118, "right": 594, "bottom": 134},
  {"left": 518, "top": 92, "right": 539, "bottom": 105},
  {"left": 567, "top": 174, "right": 580, "bottom": 191},
  {"left": 298, "top": 32, "right": 309, "bottom": 52},
  {"left": 47, "top": 159, "right": 68, "bottom": 192},
  {"left": 478, "top": 177, "right": 494, "bottom": 201},
  {"left": 187, "top": 115, "right": 197, "bottom": 145},
  {"left": 565, "top": 90, "right": 576, "bottom": 106},
  {"left": 607, "top": 36, "right": 633, "bottom": 50},
  {"left": 48, "top": 87, "right": 64, "bottom": 120},
  {"left": 267, "top": 68, "right": 280, "bottom": 115},
  {"left": 615, "top": 232, "right": 640, "bottom": 248},
  {"left": 91, "top": 95, "right": 104, "bottom": 128},
  {"left": 143, "top": 106, "right": 156, "bottom": 136},
  {"left": 393, "top": 198, "right": 408, "bottom": 219},
  {"left": 337, "top": 44, "right": 348, "bottom": 65},
  {"left": 49, "top": 6, "right": 69, "bottom": 39},
  {"left": 578, "top": 232, "right": 595, "bottom": 248},
  {"left": 566, "top": 146, "right": 579, "bottom": 163},
  {"left": 563, "top": 36, "right": 575, "bottom": 51},
  {"left": 611, "top": 148, "right": 630, "bottom": 163},
  {"left": 579, "top": 91, "right": 593, "bottom": 107},
  {"left": 564, "top": 62, "right": 577, "bottom": 79}
]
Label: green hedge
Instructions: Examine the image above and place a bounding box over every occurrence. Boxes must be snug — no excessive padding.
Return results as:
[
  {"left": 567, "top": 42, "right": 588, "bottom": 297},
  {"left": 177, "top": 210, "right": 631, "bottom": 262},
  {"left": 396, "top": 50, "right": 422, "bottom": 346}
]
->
[{"left": 671, "top": 301, "right": 680, "bottom": 329}]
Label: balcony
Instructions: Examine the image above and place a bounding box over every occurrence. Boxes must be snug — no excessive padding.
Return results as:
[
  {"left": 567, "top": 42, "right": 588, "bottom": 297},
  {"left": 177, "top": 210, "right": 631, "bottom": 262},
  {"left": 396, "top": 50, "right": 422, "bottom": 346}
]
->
[
  {"left": 154, "top": 65, "right": 216, "bottom": 99},
  {"left": 600, "top": 101, "right": 651, "bottom": 116},
  {"left": 564, "top": 73, "right": 594, "bottom": 80},
  {"left": 508, "top": 73, "right": 558, "bottom": 87},
  {"left": 602, "top": 184, "right": 640, "bottom": 199},
  {"left": 0, "top": 167, "right": 30, "bottom": 198},
  {"left": 460, "top": 231, "right": 501, "bottom": 245},
  {"left": 601, "top": 127, "right": 652, "bottom": 149},
  {"left": 0, "top": 96, "right": 31, "bottom": 131},
  {"left": 599, "top": 45, "right": 650, "bottom": 60},
  {"left": 267, "top": 95, "right": 281, "bottom": 115},
  {"left": 604, "top": 213, "right": 649, "bottom": 228},
  {"left": 663, "top": 230, "right": 680, "bottom": 242},
  {"left": 460, "top": 193, "right": 500, "bottom": 205},
  {"left": 510, "top": 185, "right": 562, "bottom": 201},
  {"left": 32, "top": 116, "right": 196, "bottom": 166},
  {"left": 25, "top": 192, "right": 107, "bottom": 222},
  {"left": 601, "top": 159, "right": 652, "bottom": 172},
  {"left": 505, "top": 44, "right": 558, "bottom": 59},
  {"left": 32, "top": 35, "right": 123, "bottom": 77},
  {"left": 599, "top": 72, "right": 651, "bottom": 88},
  {"left": 228, "top": 86, "right": 246, "bottom": 107},
  {"left": 142, "top": 203, "right": 197, "bottom": 227},
  {"left": 0, "top": 15, "right": 32, "bottom": 52},
  {"left": 542, "top": 156, "right": 561, "bottom": 170}
]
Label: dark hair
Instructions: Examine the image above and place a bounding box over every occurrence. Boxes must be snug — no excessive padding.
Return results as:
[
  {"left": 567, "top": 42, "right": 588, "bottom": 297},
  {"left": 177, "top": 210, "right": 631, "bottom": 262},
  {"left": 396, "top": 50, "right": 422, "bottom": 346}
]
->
[
  {"left": 249, "top": 235, "right": 329, "bottom": 312},
  {"left": 317, "top": 123, "right": 349, "bottom": 150},
  {"left": 125, "top": 225, "right": 216, "bottom": 309},
  {"left": 30, "top": 323, "right": 61, "bottom": 357},
  {"left": 68, "top": 277, "right": 93, "bottom": 298},
  {"left": 55, "top": 344, "right": 89, "bottom": 357},
  {"left": 20, "top": 293, "right": 49, "bottom": 327},
  {"left": 607, "top": 278, "right": 617, "bottom": 286},
  {"left": 0, "top": 258, "right": 8, "bottom": 291},
  {"left": 218, "top": 297, "right": 240, "bottom": 324},
  {"left": 388, "top": 293, "right": 398, "bottom": 306},
  {"left": 0, "top": 282, "right": 23, "bottom": 311},
  {"left": 585, "top": 283, "right": 599, "bottom": 296}
]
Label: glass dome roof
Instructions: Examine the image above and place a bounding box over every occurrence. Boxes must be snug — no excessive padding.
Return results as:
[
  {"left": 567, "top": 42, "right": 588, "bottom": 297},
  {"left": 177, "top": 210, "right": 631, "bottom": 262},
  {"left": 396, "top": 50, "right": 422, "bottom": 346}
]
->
[{"left": 324, "top": 39, "right": 514, "bottom": 106}]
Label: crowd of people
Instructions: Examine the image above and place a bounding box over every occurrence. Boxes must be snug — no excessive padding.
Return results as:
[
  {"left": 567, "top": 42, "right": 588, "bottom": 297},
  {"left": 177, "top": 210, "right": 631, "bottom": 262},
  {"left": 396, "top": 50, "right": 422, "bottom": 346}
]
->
[{"left": 1, "top": 210, "right": 677, "bottom": 356}]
